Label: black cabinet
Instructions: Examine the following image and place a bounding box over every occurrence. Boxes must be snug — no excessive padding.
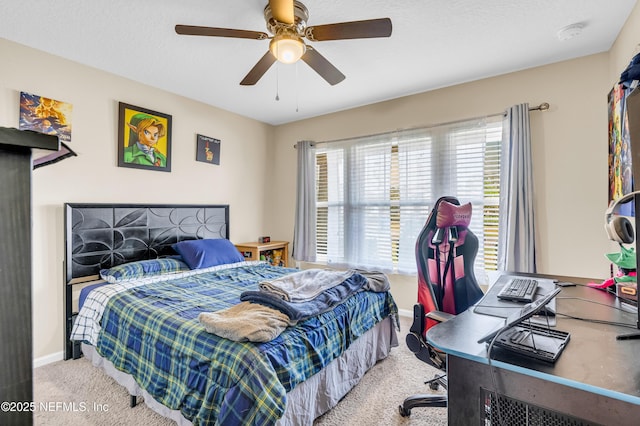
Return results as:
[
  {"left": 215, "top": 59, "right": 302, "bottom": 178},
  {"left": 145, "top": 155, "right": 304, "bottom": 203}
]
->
[{"left": 0, "top": 128, "right": 58, "bottom": 426}]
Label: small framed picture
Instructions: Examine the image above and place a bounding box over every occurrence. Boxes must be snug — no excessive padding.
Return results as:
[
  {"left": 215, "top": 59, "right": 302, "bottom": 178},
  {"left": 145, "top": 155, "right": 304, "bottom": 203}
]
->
[
  {"left": 196, "top": 134, "right": 220, "bottom": 165},
  {"left": 117, "top": 102, "right": 172, "bottom": 172}
]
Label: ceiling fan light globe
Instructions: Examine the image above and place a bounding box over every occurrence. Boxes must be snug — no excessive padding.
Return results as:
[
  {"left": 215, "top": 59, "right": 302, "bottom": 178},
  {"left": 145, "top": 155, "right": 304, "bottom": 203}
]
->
[{"left": 270, "top": 36, "right": 306, "bottom": 64}]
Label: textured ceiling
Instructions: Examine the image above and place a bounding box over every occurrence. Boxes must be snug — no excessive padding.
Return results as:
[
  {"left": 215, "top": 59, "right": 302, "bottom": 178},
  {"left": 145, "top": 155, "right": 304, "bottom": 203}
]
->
[{"left": 0, "top": 0, "right": 637, "bottom": 125}]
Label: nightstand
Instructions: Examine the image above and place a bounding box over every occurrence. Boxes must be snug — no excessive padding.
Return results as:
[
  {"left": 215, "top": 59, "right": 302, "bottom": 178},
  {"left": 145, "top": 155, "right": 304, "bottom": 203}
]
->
[{"left": 235, "top": 241, "right": 289, "bottom": 267}]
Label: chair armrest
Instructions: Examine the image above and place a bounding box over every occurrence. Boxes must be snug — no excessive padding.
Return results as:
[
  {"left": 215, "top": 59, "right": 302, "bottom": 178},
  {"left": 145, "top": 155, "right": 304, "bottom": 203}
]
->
[{"left": 426, "top": 310, "right": 455, "bottom": 324}]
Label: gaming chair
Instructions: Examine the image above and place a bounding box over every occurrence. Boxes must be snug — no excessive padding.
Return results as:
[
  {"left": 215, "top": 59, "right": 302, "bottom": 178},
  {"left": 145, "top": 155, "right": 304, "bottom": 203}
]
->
[{"left": 399, "top": 196, "right": 485, "bottom": 417}]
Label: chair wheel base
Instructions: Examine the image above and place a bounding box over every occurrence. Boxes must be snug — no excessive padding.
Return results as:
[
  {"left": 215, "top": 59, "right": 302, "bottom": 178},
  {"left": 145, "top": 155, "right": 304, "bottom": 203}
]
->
[
  {"left": 399, "top": 404, "right": 411, "bottom": 417},
  {"left": 399, "top": 394, "right": 448, "bottom": 416}
]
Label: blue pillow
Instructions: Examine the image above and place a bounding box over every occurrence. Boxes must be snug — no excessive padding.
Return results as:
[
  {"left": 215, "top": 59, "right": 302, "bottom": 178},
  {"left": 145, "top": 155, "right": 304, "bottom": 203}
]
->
[
  {"left": 100, "top": 258, "right": 189, "bottom": 283},
  {"left": 172, "top": 239, "right": 245, "bottom": 270}
]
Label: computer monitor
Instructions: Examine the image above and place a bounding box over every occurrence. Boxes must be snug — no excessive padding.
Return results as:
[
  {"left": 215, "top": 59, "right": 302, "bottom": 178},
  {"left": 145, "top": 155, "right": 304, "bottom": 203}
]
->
[{"left": 624, "top": 86, "right": 640, "bottom": 333}]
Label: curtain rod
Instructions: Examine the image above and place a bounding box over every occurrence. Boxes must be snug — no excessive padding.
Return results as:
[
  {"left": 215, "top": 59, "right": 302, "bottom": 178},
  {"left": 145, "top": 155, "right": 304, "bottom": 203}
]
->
[
  {"left": 294, "top": 102, "right": 549, "bottom": 148},
  {"left": 528, "top": 102, "right": 550, "bottom": 112}
]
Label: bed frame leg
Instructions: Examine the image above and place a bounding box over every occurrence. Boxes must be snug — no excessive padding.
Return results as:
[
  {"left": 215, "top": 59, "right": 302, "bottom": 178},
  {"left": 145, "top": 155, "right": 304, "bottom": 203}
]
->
[{"left": 130, "top": 395, "right": 137, "bottom": 408}]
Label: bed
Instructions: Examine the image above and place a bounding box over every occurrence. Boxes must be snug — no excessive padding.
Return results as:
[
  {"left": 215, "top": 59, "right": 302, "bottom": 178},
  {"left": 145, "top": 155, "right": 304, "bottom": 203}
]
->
[{"left": 63, "top": 203, "right": 399, "bottom": 425}]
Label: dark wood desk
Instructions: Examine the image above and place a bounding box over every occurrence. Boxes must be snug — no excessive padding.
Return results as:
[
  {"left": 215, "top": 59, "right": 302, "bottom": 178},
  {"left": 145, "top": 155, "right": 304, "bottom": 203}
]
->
[{"left": 427, "top": 281, "right": 640, "bottom": 425}]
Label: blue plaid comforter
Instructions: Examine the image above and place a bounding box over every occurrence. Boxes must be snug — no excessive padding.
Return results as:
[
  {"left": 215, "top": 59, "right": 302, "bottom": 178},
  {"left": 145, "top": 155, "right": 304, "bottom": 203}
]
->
[{"left": 93, "top": 263, "right": 397, "bottom": 425}]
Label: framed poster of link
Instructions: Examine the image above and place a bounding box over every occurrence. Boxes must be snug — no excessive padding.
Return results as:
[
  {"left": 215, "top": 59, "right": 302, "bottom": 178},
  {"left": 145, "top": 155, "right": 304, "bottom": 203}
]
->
[{"left": 118, "top": 102, "right": 172, "bottom": 172}]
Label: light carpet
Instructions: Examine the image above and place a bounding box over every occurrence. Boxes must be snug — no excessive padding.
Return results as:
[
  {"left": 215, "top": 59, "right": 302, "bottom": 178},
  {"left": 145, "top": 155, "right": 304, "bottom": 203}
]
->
[{"left": 34, "top": 316, "right": 447, "bottom": 425}]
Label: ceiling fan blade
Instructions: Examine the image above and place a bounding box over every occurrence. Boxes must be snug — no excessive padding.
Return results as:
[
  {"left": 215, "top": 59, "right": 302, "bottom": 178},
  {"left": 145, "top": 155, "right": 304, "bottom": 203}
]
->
[
  {"left": 301, "top": 47, "right": 345, "bottom": 86},
  {"left": 306, "top": 18, "right": 392, "bottom": 41},
  {"left": 240, "top": 51, "right": 277, "bottom": 85},
  {"left": 175, "top": 25, "right": 268, "bottom": 40},
  {"left": 269, "top": 0, "right": 294, "bottom": 24}
]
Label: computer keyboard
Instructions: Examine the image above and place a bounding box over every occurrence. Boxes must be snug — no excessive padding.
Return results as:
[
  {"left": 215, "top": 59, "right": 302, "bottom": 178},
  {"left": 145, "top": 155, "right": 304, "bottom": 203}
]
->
[{"left": 497, "top": 278, "right": 539, "bottom": 303}]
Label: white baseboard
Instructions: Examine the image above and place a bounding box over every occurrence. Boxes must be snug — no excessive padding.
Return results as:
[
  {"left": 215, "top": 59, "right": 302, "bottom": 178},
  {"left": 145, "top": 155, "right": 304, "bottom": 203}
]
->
[
  {"left": 33, "top": 351, "right": 63, "bottom": 368},
  {"left": 397, "top": 308, "right": 412, "bottom": 318}
]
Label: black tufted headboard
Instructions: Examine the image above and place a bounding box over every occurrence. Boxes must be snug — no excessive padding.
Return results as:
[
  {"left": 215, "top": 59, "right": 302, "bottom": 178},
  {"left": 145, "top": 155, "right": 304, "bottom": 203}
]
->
[{"left": 63, "top": 203, "right": 229, "bottom": 359}]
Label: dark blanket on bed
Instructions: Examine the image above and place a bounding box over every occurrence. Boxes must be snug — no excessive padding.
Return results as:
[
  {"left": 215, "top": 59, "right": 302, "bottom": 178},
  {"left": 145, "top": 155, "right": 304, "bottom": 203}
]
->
[
  {"left": 94, "top": 263, "right": 397, "bottom": 425},
  {"left": 239, "top": 271, "right": 369, "bottom": 321}
]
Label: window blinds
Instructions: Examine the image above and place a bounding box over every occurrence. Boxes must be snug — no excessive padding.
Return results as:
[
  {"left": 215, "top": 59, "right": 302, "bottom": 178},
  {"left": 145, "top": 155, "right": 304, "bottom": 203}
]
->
[{"left": 315, "top": 116, "right": 502, "bottom": 282}]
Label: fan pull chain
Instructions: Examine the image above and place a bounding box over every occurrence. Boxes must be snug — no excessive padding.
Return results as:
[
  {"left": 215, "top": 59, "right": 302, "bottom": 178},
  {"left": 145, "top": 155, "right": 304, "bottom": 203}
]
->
[
  {"left": 275, "top": 63, "right": 280, "bottom": 101},
  {"left": 295, "top": 62, "right": 299, "bottom": 112}
]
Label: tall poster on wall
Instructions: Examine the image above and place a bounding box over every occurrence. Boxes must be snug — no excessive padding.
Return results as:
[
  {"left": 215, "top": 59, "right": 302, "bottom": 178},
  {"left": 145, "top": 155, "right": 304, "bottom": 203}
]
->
[{"left": 608, "top": 84, "right": 634, "bottom": 216}]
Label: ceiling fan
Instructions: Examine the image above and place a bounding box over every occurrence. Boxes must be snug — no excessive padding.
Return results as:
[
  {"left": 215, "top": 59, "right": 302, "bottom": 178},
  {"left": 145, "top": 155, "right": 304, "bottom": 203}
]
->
[{"left": 175, "top": 0, "right": 392, "bottom": 86}]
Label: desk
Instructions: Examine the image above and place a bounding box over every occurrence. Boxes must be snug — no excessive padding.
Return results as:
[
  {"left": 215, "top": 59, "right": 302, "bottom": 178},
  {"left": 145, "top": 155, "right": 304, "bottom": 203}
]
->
[{"left": 427, "top": 278, "right": 640, "bottom": 425}]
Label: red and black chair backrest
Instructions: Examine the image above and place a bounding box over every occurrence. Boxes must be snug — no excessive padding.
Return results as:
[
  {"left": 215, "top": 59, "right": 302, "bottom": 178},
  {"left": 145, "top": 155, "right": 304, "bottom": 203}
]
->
[{"left": 415, "top": 196, "right": 484, "bottom": 333}]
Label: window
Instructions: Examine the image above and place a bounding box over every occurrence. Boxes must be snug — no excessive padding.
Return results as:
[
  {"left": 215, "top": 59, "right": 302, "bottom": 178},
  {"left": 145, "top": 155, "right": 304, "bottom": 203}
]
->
[{"left": 315, "top": 117, "right": 502, "bottom": 283}]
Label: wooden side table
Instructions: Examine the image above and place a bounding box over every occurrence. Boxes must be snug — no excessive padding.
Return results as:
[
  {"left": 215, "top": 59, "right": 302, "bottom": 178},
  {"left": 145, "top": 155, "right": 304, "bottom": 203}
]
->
[{"left": 235, "top": 241, "right": 289, "bottom": 267}]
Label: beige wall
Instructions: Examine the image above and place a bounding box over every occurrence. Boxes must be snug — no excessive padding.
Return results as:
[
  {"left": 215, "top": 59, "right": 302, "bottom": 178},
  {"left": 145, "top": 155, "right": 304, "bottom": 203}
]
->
[
  {"left": 269, "top": 54, "right": 611, "bottom": 312},
  {"left": 0, "top": 38, "right": 275, "bottom": 362},
  {"left": 2, "top": 1, "right": 640, "bottom": 362},
  {"left": 269, "top": 2, "right": 640, "bottom": 314}
]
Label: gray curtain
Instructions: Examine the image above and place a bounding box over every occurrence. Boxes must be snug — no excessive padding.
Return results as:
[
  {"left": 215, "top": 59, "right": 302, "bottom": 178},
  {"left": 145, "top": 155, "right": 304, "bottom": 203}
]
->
[
  {"left": 498, "top": 104, "right": 537, "bottom": 273},
  {"left": 292, "top": 140, "right": 316, "bottom": 262}
]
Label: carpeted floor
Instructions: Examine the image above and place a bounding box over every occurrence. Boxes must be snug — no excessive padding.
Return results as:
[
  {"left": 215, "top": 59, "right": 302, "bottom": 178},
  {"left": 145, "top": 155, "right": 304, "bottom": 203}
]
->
[{"left": 34, "top": 316, "right": 447, "bottom": 425}]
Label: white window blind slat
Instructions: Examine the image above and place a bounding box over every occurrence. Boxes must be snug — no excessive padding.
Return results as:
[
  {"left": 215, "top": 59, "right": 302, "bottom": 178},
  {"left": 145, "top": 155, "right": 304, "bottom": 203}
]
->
[{"left": 315, "top": 118, "right": 502, "bottom": 282}]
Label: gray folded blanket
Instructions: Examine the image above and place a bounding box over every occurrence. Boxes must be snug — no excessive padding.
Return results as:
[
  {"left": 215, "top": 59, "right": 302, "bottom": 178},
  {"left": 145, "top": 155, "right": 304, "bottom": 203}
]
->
[
  {"left": 198, "top": 301, "right": 294, "bottom": 342},
  {"left": 259, "top": 268, "right": 355, "bottom": 302},
  {"left": 351, "top": 268, "right": 391, "bottom": 292},
  {"left": 241, "top": 272, "right": 370, "bottom": 322}
]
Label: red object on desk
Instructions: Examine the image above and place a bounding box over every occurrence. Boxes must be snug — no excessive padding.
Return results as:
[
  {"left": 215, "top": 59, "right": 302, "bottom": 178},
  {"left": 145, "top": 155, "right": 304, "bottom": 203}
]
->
[{"left": 588, "top": 270, "right": 636, "bottom": 289}]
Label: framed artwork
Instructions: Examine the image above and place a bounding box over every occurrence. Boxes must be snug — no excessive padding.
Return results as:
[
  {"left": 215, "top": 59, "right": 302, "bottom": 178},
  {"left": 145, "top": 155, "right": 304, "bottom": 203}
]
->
[
  {"left": 19, "top": 91, "right": 77, "bottom": 169},
  {"left": 19, "top": 91, "right": 73, "bottom": 143},
  {"left": 118, "top": 102, "right": 172, "bottom": 172},
  {"left": 608, "top": 84, "right": 634, "bottom": 215},
  {"left": 196, "top": 134, "right": 221, "bottom": 165}
]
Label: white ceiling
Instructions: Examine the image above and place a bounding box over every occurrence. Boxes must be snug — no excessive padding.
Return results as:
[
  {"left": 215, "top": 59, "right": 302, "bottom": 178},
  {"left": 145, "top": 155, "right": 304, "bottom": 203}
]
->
[{"left": 1, "top": 0, "right": 637, "bottom": 125}]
